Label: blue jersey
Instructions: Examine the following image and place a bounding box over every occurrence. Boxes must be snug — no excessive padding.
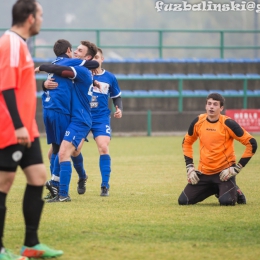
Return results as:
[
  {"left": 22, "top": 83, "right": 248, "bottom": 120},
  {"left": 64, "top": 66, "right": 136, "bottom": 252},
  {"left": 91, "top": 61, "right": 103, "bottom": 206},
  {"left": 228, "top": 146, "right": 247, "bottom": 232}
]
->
[
  {"left": 41, "top": 57, "right": 84, "bottom": 115},
  {"left": 91, "top": 70, "right": 121, "bottom": 121},
  {"left": 70, "top": 66, "right": 93, "bottom": 127}
]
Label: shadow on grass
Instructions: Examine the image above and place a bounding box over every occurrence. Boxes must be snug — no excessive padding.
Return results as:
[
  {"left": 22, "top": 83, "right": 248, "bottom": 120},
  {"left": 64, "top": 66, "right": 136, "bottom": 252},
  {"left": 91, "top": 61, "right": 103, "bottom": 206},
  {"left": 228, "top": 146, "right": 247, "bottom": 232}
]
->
[
  {"left": 179, "top": 202, "right": 220, "bottom": 207},
  {"left": 195, "top": 203, "right": 221, "bottom": 207}
]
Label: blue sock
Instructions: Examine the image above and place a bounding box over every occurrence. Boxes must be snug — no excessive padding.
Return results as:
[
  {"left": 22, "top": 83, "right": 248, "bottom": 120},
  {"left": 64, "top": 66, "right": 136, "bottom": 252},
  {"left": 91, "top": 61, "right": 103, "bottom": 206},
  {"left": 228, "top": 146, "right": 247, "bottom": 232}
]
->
[
  {"left": 51, "top": 155, "right": 60, "bottom": 187},
  {"left": 71, "top": 153, "right": 87, "bottom": 179},
  {"left": 100, "top": 154, "right": 111, "bottom": 188},
  {"left": 59, "top": 161, "right": 72, "bottom": 197},
  {"left": 50, "top": 153, "right": 56, "bottom": 176}
]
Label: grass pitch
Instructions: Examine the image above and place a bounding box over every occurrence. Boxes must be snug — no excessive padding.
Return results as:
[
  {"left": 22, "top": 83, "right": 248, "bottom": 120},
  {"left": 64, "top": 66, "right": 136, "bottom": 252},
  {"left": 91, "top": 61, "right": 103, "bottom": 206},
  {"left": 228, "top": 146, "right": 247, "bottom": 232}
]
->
[{"left": 4, "top": 135, "right": 260, "bottom": 260}]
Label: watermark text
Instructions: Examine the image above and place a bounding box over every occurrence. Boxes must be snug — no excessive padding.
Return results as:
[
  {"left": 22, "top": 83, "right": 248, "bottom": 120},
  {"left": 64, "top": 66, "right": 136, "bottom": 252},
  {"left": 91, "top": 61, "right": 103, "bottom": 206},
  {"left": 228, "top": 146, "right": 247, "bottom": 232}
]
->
[{"left": 155, "top": 1, "right": 260, "bottom": 12}]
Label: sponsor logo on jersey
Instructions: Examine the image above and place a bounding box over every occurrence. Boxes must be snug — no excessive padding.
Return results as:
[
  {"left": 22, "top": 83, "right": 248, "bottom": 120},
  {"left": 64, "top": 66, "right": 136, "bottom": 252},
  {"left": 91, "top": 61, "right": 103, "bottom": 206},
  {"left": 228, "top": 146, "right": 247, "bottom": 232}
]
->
[
  {"left": 90, "top": 96, "right": 98, "bottom": 108},
  {"left": 93, "top": 82, "right": 109, "bottom": 94},
  {"left": 90, "top": 102, "right": 98, "bottom": 108}
]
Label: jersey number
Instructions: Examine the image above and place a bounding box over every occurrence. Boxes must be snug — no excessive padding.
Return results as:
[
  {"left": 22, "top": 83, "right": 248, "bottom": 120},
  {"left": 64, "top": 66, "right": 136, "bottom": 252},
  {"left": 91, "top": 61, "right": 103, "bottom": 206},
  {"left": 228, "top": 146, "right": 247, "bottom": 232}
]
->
[{"left": 106, "top": 125, "right": 111, "bottom": 134}]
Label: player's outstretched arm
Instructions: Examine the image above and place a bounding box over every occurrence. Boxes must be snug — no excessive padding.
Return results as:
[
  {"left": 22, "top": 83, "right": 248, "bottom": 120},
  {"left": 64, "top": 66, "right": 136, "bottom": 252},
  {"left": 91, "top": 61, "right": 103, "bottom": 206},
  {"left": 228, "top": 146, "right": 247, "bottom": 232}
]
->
[
  {"left": 36, "top": 60, "right": 99, "bottom": 79},
  {"left": 82, "top": 60, "right": 99, "bottom": 70},
  {"left": 37, "top": 64, "right": 75, "bottom": 78}
]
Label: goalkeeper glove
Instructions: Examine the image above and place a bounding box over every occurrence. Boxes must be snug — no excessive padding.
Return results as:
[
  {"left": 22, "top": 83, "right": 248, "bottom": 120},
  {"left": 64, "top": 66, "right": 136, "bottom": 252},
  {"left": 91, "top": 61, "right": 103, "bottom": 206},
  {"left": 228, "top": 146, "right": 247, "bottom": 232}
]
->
[
  {"left": 219, "top": 163, "right": 243, "bottom": 181},
  {"left": 186, "top": 164, "right": 200, "bottom": 185}
]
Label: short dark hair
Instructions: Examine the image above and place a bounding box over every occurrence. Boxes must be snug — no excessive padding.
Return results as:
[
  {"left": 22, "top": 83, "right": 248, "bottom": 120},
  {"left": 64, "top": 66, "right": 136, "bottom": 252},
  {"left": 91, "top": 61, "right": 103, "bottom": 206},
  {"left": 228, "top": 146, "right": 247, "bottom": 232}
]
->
[
  {"left": 97, "top": 47, "right": 103, "bottom": 55},
  {"left": 206, "top": 93, "right": 225, "bottom": 107},
  {"left": 12, "top": 0, "right": 37, "bottom": 26},
  {"left": 81, "top": 41, "right": 98, "bottom": 59},
  {"left": 53, "top": 39, "right": 72, "bottom": 57}
]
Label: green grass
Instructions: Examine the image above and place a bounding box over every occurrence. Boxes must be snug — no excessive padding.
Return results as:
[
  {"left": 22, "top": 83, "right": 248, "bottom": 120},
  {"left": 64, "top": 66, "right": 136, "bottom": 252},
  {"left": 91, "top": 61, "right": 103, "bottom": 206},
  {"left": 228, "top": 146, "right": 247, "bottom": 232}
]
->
[{"left": 4, "top": 135, "right": 260, "bottom": 260}]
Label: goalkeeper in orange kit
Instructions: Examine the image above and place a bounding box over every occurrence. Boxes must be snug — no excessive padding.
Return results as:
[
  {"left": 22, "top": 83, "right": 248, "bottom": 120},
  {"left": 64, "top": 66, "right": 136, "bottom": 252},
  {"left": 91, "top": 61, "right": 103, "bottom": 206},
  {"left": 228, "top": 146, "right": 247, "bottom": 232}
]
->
[{"left": 178, "top": 93, "right": 257, "bottom": 206}]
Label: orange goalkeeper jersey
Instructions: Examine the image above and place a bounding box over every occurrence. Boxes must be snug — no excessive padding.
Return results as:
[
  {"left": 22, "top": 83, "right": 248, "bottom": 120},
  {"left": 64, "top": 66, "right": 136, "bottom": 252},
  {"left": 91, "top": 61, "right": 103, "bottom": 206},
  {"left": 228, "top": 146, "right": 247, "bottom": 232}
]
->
[
  {"left": 0, "top": 31, "right": 39, "bottom": 149},
  {"left": 182, "top": 113, "right": 256, "bottom": 175}
]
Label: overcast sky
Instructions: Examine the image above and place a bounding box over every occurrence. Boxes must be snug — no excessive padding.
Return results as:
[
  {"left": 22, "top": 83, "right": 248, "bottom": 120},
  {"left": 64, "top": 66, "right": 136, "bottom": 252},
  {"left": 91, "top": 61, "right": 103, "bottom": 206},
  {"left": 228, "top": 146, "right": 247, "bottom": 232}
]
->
[
  {"left": 1, "top": 0, "right": 258, "bottom": 30},
  {"left": 1, "top": 0, "right": 259, "bottom": 59}
]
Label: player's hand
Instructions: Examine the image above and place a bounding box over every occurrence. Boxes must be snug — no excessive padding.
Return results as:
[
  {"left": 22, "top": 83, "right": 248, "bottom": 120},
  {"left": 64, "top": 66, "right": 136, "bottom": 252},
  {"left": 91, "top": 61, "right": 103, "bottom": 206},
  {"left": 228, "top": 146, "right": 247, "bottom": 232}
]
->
[
  {"left": 44, "top": 78, "right": 58, "bottom": 89},
  {"left": 114, "top": 106, "right": 122, "bottom": 118},
  {"left": 230, "top": 163, "right": 243, "bottom": 175},
  {"left": 219, "top": 164, "right": 242, "bottom": 181},
  {"left": 91, "top": 69, "right": 98, "bottom": 75},
  {"left": 15, "top": 127, "right": 31, "bottom": 148},
  {"left": 93, "top": 80, "right": 101, "bottom": 90},
  {"left": 186, "top": 164, "right": 200, "bottom": 185},
  {"left": 35, "top": 67, "right": 40, "bottom": 73}
]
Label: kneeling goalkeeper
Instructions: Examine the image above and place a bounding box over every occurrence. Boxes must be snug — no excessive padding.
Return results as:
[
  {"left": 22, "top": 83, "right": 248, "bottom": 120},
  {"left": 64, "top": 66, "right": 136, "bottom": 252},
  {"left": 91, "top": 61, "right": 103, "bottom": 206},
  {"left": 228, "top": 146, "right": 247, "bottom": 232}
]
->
[{"left": 178, "top": 93, "right": 257, "bottom": 206}]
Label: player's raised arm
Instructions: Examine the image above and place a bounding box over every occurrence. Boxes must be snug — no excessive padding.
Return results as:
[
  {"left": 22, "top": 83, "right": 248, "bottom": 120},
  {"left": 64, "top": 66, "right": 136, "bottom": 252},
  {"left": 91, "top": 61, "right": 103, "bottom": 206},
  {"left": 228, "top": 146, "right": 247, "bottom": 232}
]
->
[
  {"left": 82, "top": 60, "right": 99, "bottom": 70},
  {"left": 36, "top": 60, "right": 99, "bottom": 78},
  {"left": 36, "top": 64, "right": 75, "bottom": 78}
]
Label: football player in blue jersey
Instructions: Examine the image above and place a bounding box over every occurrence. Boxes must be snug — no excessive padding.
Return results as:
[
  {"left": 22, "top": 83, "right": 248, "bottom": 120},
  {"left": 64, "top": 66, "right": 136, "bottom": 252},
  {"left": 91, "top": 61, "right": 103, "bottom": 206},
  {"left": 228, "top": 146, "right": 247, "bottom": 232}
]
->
[
  {"left": 42, "top": 47, "right": 122, "bottom": 197},
  {"left": 90, "top": 48, "right": 123, "bottom": 196},
  {"left": 36, "top": 41, "right": 98, "bottom": 202},
  {"left": 41, "top": 40, "right": 98, "bottom": 200}
]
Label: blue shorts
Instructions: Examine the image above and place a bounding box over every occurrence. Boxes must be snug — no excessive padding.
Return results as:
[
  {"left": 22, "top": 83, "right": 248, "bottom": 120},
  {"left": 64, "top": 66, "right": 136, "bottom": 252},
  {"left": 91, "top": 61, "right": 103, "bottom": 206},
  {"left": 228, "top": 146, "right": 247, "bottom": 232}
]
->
[
  {"left": 43, "top": 109, "right": 70, "bottom": 145},
  {"left": 91, "top": 117, "right": 111, "bottom": 139},
  {"left": 63, "top": 123, "right": 91, "bottom": 150}
]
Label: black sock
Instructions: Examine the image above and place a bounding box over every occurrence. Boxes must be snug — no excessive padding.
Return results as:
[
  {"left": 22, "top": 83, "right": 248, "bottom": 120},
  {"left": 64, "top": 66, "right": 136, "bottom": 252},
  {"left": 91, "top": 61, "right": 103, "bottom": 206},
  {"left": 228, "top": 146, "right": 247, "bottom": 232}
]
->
[
  {"left": 0, "top": 192, "right": 7, "bottom": 249},
  {"left": 23, "top": 184, "right": 44, "bottom": 247}
]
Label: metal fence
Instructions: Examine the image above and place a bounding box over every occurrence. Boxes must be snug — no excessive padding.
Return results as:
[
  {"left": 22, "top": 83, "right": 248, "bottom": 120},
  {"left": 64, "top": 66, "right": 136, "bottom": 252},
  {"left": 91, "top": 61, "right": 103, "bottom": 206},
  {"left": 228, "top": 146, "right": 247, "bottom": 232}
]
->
[{"left": 1, "top": 28, "right": 260, "bottom": 59}]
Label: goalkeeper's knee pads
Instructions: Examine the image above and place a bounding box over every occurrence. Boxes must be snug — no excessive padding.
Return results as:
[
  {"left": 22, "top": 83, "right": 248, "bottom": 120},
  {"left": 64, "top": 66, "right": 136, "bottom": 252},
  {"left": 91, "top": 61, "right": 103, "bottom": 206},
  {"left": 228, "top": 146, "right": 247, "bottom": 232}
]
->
[
  {"left": 178, "top": 192, "right": 189, "bottom": 205},
  {"left": 219, "top": 192, "right": 236, "bottom": 206}
]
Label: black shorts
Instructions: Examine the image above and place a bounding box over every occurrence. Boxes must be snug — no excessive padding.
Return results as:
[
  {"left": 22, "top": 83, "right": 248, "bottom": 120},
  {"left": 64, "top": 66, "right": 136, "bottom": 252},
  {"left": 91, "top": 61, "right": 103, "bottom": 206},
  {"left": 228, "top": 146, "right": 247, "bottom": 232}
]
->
[
  {"left": 180, "top": 173, "right": 237, "bottom": 204},
  {"left": 0, "top": 137, "right": 43, "bottom": 172}
]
